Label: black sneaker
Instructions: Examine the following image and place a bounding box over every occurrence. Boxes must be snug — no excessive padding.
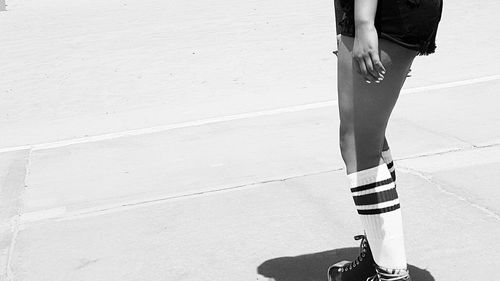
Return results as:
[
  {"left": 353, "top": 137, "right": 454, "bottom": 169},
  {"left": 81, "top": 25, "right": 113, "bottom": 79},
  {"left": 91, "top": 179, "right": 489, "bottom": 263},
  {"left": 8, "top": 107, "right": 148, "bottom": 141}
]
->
[
  {"left": 367, "top": 265, "right": 411, "bottom": 281},
  {"left": 327, "top": 235, "right": 375, "bottom": 281}
]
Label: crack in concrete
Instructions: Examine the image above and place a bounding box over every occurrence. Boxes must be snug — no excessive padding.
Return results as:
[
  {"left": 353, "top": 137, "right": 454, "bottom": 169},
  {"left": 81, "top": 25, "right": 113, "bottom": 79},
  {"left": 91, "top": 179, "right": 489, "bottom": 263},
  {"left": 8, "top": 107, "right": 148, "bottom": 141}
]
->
[
  {"left": 4, "top": 216, "right": 20, "bottom": 281},
  {"left": 399, "top": 166, "right": 500, "bottom": 221},
  {"left": 397, "top": 141, "right": 500, "bottom": 162},
  {"left": 21, "top": 168, "right": 343, "bottom": 224},
  {"left": 17, "top": 142, "right": 500, "bottom": 225},
  {"left": 2, "top": 149, "right": 32, "bottom": 281}
]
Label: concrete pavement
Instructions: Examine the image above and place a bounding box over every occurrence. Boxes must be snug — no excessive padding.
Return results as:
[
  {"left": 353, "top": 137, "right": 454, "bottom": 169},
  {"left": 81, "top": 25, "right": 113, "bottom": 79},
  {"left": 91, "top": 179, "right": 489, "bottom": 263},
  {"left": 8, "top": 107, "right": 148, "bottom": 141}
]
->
[
  {"left": 2, "top": 0, "right": 500, "bottom": 280},
  {"left": 5, "top": 147, "right": 500, "bottom": 280},
  {"left": 3, "top": 78, "right": 500, "bottom": 280}
]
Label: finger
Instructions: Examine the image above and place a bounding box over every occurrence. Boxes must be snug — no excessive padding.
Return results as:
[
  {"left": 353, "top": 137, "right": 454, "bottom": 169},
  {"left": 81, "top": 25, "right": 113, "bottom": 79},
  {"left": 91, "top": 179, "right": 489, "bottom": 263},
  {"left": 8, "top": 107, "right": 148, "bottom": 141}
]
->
[
  {"left": 370, "top": 51, "right": 386, "bottom": 79},
  {"left": 354, "top": 57, "right": 373, "bottom": 83},
  {"left": 355, "top": 57, "right": 368, "bottom": 77},
  {"left": 353, "top": 56, "right": 367, "bottom": 76},
  {"left": 357, "top": 56, "right": 375, "bottom": 83},
  {"left": 357, "top": 59, "right": 374, "bottom": 83},
  {"left": 363, "top": 55, "right": 380, "bottom": 82},
  {"left": 353, "top": 57, "right": 363, "bottom": 76}
]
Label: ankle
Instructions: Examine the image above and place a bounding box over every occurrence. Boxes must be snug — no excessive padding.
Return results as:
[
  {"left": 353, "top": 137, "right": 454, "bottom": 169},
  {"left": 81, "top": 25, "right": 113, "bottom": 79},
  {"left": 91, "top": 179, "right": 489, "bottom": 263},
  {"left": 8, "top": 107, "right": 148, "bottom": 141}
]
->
[
  {"left": 377, "top": 264, "right": 408, "bottom": 272},
  {"left": 374, "top": 265, "right": 411, "bottom": 281}
]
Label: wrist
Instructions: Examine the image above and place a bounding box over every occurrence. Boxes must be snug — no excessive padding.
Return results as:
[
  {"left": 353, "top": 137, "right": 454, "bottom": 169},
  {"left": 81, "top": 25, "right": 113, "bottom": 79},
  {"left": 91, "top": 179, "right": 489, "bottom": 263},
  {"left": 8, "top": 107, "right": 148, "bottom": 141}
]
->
[{"left": 355, "top": 21, "right": 375, "bottom": 32}]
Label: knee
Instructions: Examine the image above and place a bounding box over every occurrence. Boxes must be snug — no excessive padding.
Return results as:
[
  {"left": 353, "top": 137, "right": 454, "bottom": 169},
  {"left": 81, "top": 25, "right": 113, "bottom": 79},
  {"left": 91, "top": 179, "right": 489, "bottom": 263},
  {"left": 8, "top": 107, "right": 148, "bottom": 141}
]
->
[{"left": 338, "top": 122, "right": 385, "bottom": 172}]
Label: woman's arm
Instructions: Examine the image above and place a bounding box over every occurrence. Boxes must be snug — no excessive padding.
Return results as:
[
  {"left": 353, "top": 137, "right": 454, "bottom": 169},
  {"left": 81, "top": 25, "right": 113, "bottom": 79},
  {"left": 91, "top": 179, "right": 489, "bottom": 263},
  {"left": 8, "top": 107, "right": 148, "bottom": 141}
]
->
[
  {"left": 353, "top": 0, "right": 385, "bottom": 83},
  {"left": 354, "top": 0, "right": 378, "bottom": 27}
]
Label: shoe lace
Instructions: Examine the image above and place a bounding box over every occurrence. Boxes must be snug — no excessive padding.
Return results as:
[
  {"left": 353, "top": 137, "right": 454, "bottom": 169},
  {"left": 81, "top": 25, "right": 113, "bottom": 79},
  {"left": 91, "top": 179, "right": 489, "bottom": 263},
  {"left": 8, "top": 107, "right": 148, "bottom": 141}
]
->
[{"left": 340, "top": 235, "right": 370, "bottom": 271}]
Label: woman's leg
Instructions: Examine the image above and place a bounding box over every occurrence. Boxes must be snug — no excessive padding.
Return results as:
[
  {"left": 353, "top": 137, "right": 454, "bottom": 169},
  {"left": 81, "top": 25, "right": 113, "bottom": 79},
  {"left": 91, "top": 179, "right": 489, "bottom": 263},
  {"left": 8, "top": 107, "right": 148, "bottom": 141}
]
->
[
  {"left": 382, "top": 138, "right": 396, "bottom": 182},
  {"left": 337, "top": 35, "right": 416, "bottom": 270},
  {"left": 338, "top": 35, "right": 414, "bottom": 174},
  {"left": 382, "top": 138, "right": 390, "bottom": 152}
]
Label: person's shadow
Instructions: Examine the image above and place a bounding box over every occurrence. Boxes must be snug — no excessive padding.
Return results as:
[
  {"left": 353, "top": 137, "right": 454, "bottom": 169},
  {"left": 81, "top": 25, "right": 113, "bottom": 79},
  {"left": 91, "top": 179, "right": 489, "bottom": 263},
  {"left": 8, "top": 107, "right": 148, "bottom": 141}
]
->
[{"left": 258, "top": 247, "right": 434, "bottom": 281}]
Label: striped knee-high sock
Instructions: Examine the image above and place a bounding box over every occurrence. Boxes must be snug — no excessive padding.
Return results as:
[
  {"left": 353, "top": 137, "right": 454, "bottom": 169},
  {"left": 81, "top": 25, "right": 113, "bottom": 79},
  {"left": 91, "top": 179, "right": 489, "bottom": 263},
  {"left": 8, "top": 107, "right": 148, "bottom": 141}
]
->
[
  {"left": 348, "top": 163, "right": 407, "bottom": 270},
  {"left": 381, "top": 149, "right": 396, "bottom": 183}
]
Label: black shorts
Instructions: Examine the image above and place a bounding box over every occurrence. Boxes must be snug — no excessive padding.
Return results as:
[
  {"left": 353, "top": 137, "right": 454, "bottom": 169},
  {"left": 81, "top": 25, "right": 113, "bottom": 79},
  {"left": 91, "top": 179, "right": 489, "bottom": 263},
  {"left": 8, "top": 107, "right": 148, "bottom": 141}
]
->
[{"left": 334, "top": 0, "right": 443, "bottom": 55}]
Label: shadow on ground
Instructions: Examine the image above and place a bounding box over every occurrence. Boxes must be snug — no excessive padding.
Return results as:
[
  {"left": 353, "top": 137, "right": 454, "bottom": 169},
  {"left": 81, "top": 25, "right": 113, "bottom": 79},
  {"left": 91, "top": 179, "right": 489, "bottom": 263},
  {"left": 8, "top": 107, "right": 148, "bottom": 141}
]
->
[{"left": 258, "top": 247, "right": 434, "bottom": 281}]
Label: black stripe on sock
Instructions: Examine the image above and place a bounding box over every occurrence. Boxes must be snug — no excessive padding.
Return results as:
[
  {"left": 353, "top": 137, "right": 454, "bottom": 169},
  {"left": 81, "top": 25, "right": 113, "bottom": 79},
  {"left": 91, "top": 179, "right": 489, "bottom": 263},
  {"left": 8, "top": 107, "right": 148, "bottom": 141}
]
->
[
  {"left": 387, "top": 161, "right": 394, "bottom": 169},
  {"left": 390, "top": 171, "right": 396, "bottom": 181},
  {"left": 357, "top": 204, "right": 400, "bottom": 215},
  {"left": 353, "top": 188, "right": 398, "bottom": 206},
  {"left": 350, "top": 178, "right": 393, "bottom": 193}
]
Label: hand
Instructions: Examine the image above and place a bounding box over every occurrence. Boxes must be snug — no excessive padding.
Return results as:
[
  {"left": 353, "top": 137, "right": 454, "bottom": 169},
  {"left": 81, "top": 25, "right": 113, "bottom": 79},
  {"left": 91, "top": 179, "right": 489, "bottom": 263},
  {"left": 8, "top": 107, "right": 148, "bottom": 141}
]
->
[{"left": 353, "top": 23, "right": 386, "bottom": 83}]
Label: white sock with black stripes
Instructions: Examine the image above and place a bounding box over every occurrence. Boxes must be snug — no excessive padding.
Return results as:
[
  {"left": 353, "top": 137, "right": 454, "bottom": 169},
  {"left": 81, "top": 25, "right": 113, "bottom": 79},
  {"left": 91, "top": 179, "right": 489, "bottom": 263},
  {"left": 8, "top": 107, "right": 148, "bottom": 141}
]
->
[
  {"left": 348, "top": 163, "right": 407, "bottom": 270},
  {"left": 381, "top": 149, "right": 396, "bottom": 183}
]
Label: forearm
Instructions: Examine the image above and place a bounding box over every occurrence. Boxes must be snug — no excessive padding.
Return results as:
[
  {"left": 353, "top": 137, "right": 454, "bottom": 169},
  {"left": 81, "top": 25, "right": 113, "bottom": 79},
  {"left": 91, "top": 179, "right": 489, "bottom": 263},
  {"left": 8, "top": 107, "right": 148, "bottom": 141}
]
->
[
  {"left": 351, "top": 0, "right": 385, "bottom": 82},
  {"left": 354, "top": 0, "right": 378, "bottom": 29}
]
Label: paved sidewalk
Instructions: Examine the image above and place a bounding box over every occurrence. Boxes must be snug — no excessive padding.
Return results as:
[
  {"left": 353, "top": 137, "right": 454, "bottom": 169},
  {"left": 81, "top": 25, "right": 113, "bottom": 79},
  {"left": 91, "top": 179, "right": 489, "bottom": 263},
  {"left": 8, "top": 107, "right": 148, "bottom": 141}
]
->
[
  {"left": 9, "top": 167, "right": 500, "bottom": 281},
  {"left": 3, "top": 81, "right": 499, "bottom": 281},
  {"left": 1, "top": 0, "right": 500, "bottom": 280}
]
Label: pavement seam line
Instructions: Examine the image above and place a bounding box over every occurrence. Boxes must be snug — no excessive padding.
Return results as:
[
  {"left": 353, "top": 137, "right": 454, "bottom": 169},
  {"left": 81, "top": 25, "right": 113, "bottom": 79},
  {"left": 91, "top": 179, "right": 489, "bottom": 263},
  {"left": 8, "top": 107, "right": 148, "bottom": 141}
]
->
[
  {"left": 396, "top": 142, "right": 500, "bottom": 161},
  {"left": 399, "top": 166, "right": 500, "bottom": 221},
  {"left": 4, "top": 217, "right": 19, "bottom": 281},
  {"left": 397, "top": 147, "right": 465, "bottom": 161},
  {"left": 1, "top": 74, "right": 499, "bottom": 154},
  {"left": 15, "top": 142, "right": 500, "bottom": 226},
  {"left": 402, "top": 74, "right": 500, "bottom": 94},
  {"left": 0, "top": 100, "right": 337, "bottom": 154},
  {"left": 20, "top": 168, "right": 342, "bottom": 225},
  {"left": 3, "top": 149, "right": 32, "bottom": 281}
]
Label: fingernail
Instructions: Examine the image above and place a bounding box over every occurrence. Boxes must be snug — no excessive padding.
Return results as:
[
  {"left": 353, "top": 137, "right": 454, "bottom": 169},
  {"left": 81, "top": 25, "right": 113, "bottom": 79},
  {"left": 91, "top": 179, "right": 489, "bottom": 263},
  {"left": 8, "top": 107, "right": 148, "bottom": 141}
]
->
[
  {"left": 375, "top": 80, "right": 380, "bottom": 83},
  {"left": 366, "top": 80, "right": 371, "bottom": 84},
  {"left": 378, "top": 77, "right": 383, "bottom": 81},
  {"left": 381, "top": 70, "right": 386, "bottom": 74}
]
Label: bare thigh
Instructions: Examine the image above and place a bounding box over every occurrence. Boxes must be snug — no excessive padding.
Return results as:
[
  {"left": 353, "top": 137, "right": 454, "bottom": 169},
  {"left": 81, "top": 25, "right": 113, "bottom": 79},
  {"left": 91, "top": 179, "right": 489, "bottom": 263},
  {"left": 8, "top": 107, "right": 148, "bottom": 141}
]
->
[{"left": 338, "top": 35, "right": 417, "bottom": 174}]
